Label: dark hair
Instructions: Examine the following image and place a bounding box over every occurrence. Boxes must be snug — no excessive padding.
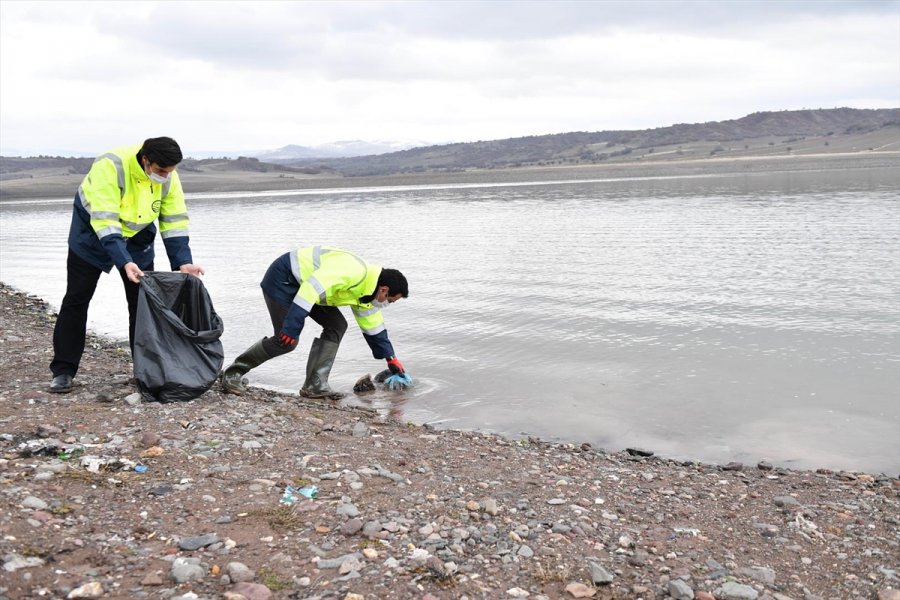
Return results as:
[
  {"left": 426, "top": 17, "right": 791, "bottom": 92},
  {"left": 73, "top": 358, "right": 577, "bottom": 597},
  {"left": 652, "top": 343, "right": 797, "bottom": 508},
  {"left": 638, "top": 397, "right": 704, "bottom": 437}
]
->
[
  {"left": 140, "top": 137, "right": 183, "bottom": 167},
  {"left": 378, "top": 268, "right": 408, "bottom": 298}
]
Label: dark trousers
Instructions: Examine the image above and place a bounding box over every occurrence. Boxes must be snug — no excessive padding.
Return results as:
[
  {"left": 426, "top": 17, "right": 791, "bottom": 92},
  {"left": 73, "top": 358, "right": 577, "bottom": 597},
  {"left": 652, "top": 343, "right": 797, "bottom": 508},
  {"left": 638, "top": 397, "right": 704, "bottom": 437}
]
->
[
  {"left": 260, "top": 292, "right": 348, "bottom": 357},
  {"left": 50, "top": 249, "right": 150, "bottom": 377}
]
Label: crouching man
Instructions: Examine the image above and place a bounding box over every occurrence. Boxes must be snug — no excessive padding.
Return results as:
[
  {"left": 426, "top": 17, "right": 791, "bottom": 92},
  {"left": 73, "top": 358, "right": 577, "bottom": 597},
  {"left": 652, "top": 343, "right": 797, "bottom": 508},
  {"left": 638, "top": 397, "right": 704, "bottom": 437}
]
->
[{"left": 222, "top": 245, "right": 409, "bottom": 398}]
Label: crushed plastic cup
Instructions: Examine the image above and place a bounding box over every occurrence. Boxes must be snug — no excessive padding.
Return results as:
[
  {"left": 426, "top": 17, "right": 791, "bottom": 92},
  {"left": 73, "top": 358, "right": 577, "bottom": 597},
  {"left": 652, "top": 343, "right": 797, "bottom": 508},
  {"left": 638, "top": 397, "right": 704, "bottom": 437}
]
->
[
  {"left": 298, "top": 485, "right": 318, "bottom": 499},
  {"left": 134, "top": 465, "right": 148, "bottom": 473}
]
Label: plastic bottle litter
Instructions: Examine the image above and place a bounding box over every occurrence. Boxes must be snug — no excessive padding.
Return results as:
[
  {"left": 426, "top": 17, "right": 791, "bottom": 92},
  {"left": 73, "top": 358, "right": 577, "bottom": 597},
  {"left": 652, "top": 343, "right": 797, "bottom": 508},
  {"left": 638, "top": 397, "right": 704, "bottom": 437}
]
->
[{"left": 281, "top": 485, "right": 318, "bottom": 505}]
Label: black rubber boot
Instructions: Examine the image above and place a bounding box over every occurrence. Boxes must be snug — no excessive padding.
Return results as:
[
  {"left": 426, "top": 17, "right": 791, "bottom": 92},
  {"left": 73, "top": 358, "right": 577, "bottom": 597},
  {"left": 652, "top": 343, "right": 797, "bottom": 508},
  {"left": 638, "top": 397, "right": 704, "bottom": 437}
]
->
[
  {"left": 221, "top": 339, "right": 272, "bottom": 395},
  {"left": 299, "top": 337, "right": 345, "bottom": 399}
]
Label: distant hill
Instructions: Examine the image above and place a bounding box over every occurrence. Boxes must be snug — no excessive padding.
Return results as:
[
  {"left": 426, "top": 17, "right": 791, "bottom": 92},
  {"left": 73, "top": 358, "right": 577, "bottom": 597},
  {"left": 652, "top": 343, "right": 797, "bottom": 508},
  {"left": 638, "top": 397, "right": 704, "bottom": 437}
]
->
[
  {"left": 285, "top": 107, "right": 900, "bottom": 176},
  {"left": 0, "top": 155, "right": 334, "bottom": 180},
  {"left": 2, "top": 108, "right": 898, "bottom": 183},
  {"left": 253, "top": 139, "right": 428, "bottom": 161}
]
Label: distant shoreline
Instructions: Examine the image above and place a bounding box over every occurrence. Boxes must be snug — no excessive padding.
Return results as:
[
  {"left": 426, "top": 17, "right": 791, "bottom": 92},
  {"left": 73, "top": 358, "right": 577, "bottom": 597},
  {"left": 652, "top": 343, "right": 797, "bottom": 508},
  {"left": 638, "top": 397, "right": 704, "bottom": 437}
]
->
[{"left": 2, "top": 151, "right": 898, "bottom": 201}]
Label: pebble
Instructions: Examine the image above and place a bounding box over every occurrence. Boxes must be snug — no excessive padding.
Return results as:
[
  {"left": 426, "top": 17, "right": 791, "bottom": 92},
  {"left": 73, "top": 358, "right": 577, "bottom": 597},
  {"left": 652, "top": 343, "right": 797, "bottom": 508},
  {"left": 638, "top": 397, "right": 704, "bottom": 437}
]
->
[
  {"left": 66, "top": 581, "right": 103, "bottom": 598},
  {"left": 317, "top": 553, "right": 362, "bottom": 569},
  {"left": 588, "top": 561, "right": 614, "bottom": 584},
  {"left": 341, "top": 518, "right": 363, "bottom": 535},
  {"left": 669, "top": 579, "right": 694, "bottom": 600},
  {"left": 229, "top": 582, "right": 273, "bottom": 600},
  {"left": 715, "top": 581, "right": 759, "bottom": 600},
  {"left": 178, "top": 533, "right": 219, "bottom": 551},
  {"left": 170, "top": 557, "right": 204, "bottom": 583},
  {"left": 337, "top": 503, "right": 360, "bottom": 518},
  {"left": 225, "top": 561, "right": 255, "bottom": 583},
  {"left": 21, "top": 496, "right": 48, "bottom": 510},
  {"left": 564, "top": 582, "right": 597, "bottom": 598}
]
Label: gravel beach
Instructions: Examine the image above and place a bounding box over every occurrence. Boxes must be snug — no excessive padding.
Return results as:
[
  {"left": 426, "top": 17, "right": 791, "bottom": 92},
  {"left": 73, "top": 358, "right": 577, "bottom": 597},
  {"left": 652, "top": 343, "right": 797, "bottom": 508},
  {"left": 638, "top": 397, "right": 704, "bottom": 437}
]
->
[{"left": 0, "top": 283, "right": 898, "bottom": 600}]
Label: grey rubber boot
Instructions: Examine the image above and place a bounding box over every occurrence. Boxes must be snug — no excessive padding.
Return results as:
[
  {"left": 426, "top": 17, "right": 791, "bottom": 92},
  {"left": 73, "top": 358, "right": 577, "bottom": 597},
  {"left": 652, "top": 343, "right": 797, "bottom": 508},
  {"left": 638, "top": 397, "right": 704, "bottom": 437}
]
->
[
  {"left": 299, "top": 337, "right": 345, "bottom": 399},
  {"left": 221, "top": 339, "right": 272, "bottom": 395}
]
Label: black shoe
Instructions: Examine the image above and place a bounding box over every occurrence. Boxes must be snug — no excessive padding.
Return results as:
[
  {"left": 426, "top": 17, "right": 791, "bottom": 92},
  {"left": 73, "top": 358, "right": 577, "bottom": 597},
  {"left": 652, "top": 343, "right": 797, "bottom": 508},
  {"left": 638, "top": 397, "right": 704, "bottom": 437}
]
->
[{"left": 50, "top": 374, "right": 73, "bottom": 394}]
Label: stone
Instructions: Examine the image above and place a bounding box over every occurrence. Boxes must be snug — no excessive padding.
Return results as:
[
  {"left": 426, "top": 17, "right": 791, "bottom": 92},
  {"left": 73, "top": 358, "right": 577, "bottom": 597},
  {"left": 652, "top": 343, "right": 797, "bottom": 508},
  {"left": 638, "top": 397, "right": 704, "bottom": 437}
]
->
[
  {"left": 139, "top": 432, "right": 161, "bottom": 447},
  {"left": 178, "top": 533, "right": 219, "bottom": 550},
  {"left": 22, "top": 496, "right": 49, "bottom": 510},
  {"left": 564, "top": 582, "right": 596, "bottom": 598},
  {"left": 353, "top": 374, "right": 376, "bottom": 393},
  {"left": 738, "top": 565, "right": 776, "bottom": 586},
  {"left": 669, "top": 579, "right": 694, "bottom": 600},
  {"left": 230, "top": 582, "right": 273, "bottom": 600},
  {"left": 66, "top": 581, "right": 104, "bottom": 598},
  {"left": 626, "top": 447, "right": 653, "bottom": 457},
  {"left": 170, "top": 558, "right": 205, "bottom": 583},
  {"left": 341, "top": 518, "right": 364, "bottom": 535},
  {"left": 715, "top": 581, "right": 759, "bottom": 600},
  {"left": 483, "top": 497, "right": 500, "bottom": 515},
  {"left": 3, "top": 553, "right": 45, "bottom": 571},
  {"left": 226, "top": 561, "right": 255, "bottom": 583},
  {"left": 773, "top": 496, "right": 800, "bottom": 507},
  {"left": 588, "top": 561, "right": 614, "bottom": 584}
]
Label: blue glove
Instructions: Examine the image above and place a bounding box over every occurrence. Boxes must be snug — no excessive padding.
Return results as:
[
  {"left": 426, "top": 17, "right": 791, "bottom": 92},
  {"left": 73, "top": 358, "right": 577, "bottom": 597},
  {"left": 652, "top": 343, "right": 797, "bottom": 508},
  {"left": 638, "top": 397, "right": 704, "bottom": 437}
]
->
[{"left": 384, "top": 373, "right": 413, "bottom": 390}]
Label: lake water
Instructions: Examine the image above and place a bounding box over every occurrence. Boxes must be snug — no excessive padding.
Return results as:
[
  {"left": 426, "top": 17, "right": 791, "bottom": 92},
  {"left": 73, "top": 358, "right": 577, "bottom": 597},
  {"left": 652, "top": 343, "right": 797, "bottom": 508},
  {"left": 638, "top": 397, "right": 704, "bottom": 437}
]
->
[{"left": 2, "top": 167, "right": 899, "bottom": 473}]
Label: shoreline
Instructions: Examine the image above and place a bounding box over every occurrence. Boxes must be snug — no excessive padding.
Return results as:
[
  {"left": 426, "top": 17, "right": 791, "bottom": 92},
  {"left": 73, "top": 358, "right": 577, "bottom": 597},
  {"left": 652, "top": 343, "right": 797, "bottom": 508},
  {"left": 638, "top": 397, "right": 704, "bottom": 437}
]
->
[
  {"left": 2, "top": 151, "right": 898, "bottom": 201},
  {"left": 0, "top": 281, "right": 898, "bottom": 599},
  {"left": 0, "top": 279, "right": 894, "bottom": 478}
]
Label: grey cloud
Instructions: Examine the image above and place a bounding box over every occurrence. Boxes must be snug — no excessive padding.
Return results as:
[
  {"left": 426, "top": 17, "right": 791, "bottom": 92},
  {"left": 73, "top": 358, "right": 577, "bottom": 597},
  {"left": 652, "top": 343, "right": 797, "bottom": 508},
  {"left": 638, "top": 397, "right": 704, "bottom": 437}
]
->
[
  {"left": 270, "top": 1, "right": 900, "bottom": 41},
  {"left": 88, "top": 1, "right": 898, "bottom": 72}
]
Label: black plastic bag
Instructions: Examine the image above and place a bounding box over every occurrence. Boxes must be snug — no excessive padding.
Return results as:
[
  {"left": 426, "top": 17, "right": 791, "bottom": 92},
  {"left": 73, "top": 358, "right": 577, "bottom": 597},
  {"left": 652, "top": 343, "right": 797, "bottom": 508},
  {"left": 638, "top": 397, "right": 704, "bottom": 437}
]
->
[{"left": 134, "top": 272, "right": 224, "bottom": 403}]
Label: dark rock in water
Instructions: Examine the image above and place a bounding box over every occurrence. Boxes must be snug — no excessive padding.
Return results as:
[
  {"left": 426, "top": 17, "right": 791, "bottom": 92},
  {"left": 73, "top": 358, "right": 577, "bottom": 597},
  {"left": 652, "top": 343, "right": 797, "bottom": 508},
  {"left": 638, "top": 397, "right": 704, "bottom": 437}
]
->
[
  {"left": 353, "top": 374, "right": 376, "bottom": 393},
  {"left": 373, "top": 369, "right": 392, "bottom": 383},
  {"left": 626, "top": 447, "right": 654, "bottom": 457},
  {"left": 757, "top": 461, "right": 774, "bottom": 471},
  {"left": 722, "top": 462, "right": 744, "bottom": 471}
]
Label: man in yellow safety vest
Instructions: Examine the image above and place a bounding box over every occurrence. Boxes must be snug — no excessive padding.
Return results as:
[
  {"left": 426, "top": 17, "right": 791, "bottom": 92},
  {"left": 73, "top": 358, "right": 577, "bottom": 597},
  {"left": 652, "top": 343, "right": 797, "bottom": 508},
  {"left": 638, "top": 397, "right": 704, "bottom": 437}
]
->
[
  {"left": 221, "top": 245, "right": 410, "bottom": 398},
  {"left": 49, "top": 137, "right": 204, "bottom": 393}
]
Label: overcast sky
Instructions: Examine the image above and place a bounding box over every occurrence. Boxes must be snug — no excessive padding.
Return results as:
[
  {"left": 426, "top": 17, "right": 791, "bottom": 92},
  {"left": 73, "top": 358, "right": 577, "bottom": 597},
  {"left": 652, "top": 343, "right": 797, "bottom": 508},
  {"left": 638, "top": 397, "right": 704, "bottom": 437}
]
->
[{"left": 1, "top": 0, "right": 898, "bottom": 156}]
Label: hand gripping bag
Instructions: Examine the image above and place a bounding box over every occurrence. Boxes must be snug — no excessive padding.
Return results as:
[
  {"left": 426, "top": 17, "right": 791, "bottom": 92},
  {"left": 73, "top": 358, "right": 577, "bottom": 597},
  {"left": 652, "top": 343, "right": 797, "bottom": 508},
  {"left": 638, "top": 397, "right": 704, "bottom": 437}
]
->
[{"left": 134, "top": 272, "right": 225, "bottom": 403}]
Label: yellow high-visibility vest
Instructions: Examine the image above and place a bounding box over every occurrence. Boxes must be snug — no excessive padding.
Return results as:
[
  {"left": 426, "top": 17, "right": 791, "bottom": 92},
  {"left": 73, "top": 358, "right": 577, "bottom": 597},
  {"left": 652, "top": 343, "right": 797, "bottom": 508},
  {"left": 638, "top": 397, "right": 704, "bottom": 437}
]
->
[
  {"left": 290, "top": 246, "right": 385, "bottom": 336},
  {"left": 78, "top": 144, "right": 189, "bottom": 243}
]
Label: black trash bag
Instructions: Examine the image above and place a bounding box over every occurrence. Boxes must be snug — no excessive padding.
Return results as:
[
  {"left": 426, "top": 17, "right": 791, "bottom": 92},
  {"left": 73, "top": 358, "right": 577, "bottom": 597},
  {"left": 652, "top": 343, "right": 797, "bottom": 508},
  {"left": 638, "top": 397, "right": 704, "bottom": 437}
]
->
[{"left": 133, "top": 272, "right": 225, "bottom": 403}]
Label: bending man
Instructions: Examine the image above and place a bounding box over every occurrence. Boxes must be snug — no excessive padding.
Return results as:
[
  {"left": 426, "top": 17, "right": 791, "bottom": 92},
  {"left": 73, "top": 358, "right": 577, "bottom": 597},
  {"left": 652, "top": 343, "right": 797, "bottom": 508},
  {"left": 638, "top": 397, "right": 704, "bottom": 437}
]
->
[
  {"left": 222, "top": 245, "right": 409, "bottom": 398},
  {"left": 50, "top": 137, "right": 204, "bottom": 393}
]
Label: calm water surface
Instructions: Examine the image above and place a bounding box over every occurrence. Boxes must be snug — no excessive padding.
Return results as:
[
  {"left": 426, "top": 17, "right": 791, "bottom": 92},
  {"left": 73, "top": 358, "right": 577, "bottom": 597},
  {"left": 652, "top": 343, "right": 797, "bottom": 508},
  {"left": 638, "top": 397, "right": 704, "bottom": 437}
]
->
[{"left": 2, "top": 168, "right": 898, "bottom": 473}]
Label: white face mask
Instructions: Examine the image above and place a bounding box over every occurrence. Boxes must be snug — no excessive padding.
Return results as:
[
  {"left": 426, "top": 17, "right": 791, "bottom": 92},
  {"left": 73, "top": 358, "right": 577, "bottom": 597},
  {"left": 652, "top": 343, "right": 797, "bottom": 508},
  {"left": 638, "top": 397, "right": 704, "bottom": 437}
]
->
[
  {"left": 371, "top": 299, "right": 390, "bottom": 309},
  {"left": 147, "top": 170, "right": 170, "bottom": 184}
]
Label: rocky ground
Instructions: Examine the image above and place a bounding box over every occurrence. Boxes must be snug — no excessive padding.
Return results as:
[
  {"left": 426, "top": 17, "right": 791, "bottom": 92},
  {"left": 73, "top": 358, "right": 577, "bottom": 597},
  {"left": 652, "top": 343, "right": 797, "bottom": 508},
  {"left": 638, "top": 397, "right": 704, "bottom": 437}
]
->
[{"left": 0, "top": 282, "right": 898, "bottom": 600}]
